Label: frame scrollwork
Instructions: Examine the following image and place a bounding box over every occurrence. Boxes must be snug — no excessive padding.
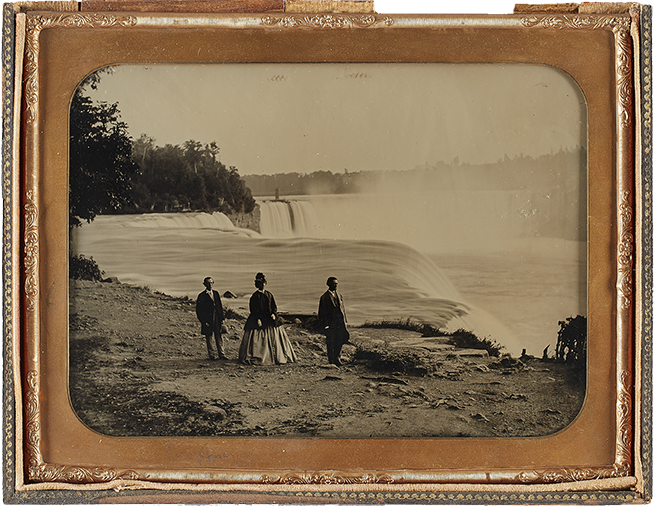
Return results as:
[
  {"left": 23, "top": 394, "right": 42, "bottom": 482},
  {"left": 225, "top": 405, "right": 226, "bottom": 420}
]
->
[
  {"left": 639, "top": 4, "right": 653, "bottom": 498},
  {"left": 7, "top": 5, "right": 645, "bottom": 499},
  {"left": 24, "top": 13, "right": 136, "bottom": 125},
  {"left": 261, "top": 13, "right": 393, "bottom": 28},
  {"left": 522, "top": 11, "right": 636, "bottom": 481}
]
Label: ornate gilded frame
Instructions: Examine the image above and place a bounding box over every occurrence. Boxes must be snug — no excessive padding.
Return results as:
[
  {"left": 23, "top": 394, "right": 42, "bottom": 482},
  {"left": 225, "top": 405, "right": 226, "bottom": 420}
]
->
[{"left": 2, "top": 1, "right": 652, "bottom": 503}]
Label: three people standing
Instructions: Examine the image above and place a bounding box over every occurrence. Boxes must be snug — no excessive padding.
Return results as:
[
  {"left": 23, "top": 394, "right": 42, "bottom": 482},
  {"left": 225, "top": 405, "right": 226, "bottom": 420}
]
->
[{"left": 197, "top": 274, "right": 348, "bottom": 367}]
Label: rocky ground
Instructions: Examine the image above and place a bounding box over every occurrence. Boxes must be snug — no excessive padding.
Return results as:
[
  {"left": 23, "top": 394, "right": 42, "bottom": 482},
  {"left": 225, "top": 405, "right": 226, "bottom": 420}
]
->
[{"left": 69, "top": 280, "right": 585, "bottom": 439}]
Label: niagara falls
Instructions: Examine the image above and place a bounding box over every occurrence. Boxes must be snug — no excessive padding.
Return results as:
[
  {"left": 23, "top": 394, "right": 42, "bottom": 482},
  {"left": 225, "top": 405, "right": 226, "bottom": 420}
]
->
[
  {"left": 68, "top": 61, "right": 589, "bottom": 439},
  {"left": 72, "top": 178, "right": 586, "bottom": 357}
]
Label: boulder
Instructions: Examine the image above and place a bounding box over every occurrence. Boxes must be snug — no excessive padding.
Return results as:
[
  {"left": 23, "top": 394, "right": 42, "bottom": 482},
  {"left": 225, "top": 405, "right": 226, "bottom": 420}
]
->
[{"left": 203, "top": 405, "right": 227, "bottom": 419}]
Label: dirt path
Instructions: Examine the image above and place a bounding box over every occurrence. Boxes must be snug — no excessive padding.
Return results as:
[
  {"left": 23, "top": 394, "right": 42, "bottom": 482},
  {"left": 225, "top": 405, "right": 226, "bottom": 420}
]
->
[{"left": 69, "top": 280, "right": 585, "bottom": 438}]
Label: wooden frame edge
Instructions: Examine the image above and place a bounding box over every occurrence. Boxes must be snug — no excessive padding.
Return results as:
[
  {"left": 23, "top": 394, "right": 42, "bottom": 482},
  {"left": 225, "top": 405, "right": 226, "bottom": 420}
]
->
[
  {"left": 637, "top": 3, "right": 653, "bottom": 503},
  {"left": 15, "top": 5, "right": 645, "bottom": 495},
  {"left": 3, "top": 2, "right": 17, "bottom": 502},
  {"left": 2, "top": 2, "right": 651, "bottom": 503}
]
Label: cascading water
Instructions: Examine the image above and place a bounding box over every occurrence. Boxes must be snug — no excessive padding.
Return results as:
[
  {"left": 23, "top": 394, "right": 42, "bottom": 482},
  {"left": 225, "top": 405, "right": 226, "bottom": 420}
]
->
[
  {"left": 125, "top": 211, "right": 237, "bottom": 231},
  {"left": 258, "top": 202, "right": 294, "bottom": 238},
  {"left": 73, "top": 189, "right": 586, "bottom": 356},
  {"left": 258, "top": 200, "right": 320, "bottom": 237},
  {"left": 256, "top": 190, "right": 580, "bottom": 253},
  {"left": 71, "top": 213, "right": 475, "bottom": 332}
]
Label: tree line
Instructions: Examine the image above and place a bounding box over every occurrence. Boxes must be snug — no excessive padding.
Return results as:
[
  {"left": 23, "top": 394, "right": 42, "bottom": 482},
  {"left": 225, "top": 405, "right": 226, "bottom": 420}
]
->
[
  {"left": 69, "top": 68, "right": 584, "bottom": 226},
  {"left": 69, "top": 74, "right": 139, "bottom": 228},
  {"left": 129, "top": 136, "right": 256, "bottom": 215},
  {"left": 243, "top": 147, "right": 587, "bottom": 197},
  {"left": 243, "top": 170, "right": 361, "bottom": 197},
  {"left": 69, "top": 77, "right": 256, "bottom": 228}
]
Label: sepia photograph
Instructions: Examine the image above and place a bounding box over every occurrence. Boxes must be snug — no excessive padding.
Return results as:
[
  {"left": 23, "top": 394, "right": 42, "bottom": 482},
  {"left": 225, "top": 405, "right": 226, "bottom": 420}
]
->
[
  {"left": 68, "top": 62, "right": 589, "bottom": 439},
  {"left": 5, "top": 0, "right": 649, "bottom": 498}
]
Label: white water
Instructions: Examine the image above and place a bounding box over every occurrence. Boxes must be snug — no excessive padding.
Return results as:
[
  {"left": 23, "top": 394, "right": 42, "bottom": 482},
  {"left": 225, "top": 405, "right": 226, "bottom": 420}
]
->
[
  {"left": 259, "top": 190, "right": 582, "bottom": 254},
  {"left": 72, "top": 192, "right": 586, "bottom": 356}
]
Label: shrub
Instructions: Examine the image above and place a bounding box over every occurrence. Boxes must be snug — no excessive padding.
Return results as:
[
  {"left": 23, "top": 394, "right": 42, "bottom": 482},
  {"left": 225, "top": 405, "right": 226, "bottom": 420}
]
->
[
  {"left": 446, "top": 329, "right": 504, "bottom": 358},
  {"left": 353, "top": 345, "right": 433, "bottom": 376},
  {"left": 361, "top": 318, "right": 504, "bottom": 357},
  {"left": 69, "top": 254, "right": 104, "bottom": 281},
  {"left": 361, "top": 317, "right": 442, "bottom": 337},
  {"left": 556, "top": 315, "right": 587, "bottom": 369}
]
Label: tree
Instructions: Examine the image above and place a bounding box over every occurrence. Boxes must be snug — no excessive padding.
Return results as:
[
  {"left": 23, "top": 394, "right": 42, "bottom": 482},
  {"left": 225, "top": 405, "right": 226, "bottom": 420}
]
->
[
  {"left": 133, "top": 134, "right": 156, "bottom": 176},
  {"left": 128, "top": 139, "right": 256, "bottom": 215},
  {"left": 69, "top": 75, "right": 139, "bottom": 227}
]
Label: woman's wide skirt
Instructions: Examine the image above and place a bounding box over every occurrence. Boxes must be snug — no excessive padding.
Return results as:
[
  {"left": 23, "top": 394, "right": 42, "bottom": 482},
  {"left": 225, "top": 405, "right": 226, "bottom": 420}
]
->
[{"left": 238, "top": 326, "right": 297, "bottom": 365}]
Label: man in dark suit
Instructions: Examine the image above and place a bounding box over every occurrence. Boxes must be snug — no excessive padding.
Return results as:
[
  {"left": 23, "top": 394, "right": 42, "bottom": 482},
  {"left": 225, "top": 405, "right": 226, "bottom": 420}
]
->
[
  {"left": 196, "top": 276, "right": 227, "bottom": 360},
  {"left": 318, "top": 276, "right": 349, "bottom": 366}
]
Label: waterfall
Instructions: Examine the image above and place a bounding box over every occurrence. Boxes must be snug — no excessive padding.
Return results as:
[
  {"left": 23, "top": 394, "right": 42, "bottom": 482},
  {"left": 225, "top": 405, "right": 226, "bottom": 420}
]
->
[
  {"left": 73, "top": 208, "right": 586, "bottom": 356},
  {"left": 257, "top": 191, "right": 584, "bottom": 254},
  {"left": 259, "top": 200, "right": 320, "bottom": 237},
  {"left": 288, "top": 201, "right": 320, "bottom": 236},
  {"left": 125, "top": 211, "right": 236, "bottom": 231},
  {"left": 258, "top": 202, "right": 293, "bottom": 237}
]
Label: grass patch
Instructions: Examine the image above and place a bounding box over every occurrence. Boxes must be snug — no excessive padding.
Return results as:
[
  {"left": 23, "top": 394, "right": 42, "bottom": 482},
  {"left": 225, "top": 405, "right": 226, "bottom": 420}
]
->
[
  {"left": 361, "top": 318, "right": 504, "bottom": 358},
  {"left": 353, "top": 346, "right": 434, "bottom": 376},
  {"left": 446, "top": 329, "right": 504, "bottom": 358},
  {"left": 224, "top": 307, "right": 245, "bottom": 320},
  {"left": 361, "top": 317, "right": 443, "bottom": 337}
]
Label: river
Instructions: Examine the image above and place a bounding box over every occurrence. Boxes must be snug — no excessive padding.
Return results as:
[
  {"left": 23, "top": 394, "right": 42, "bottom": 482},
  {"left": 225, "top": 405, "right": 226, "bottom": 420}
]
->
[{"left": 71, "top": 192, "right": 586, "bottom": 356}]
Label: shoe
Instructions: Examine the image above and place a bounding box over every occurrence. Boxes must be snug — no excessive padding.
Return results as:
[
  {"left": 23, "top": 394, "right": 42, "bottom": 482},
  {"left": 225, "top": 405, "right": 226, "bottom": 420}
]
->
[
  {"left": 218, "top": 355, "right": 229, "bottom": 360},
  {"left": 333, "top": 359, "right": 342, "bottom": 366}
]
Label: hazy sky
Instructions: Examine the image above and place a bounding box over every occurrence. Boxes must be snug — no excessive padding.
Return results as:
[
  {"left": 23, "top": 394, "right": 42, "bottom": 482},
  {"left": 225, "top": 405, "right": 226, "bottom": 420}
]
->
[{"left": 86, "top": 63, "right": 587, "bottom": 176}]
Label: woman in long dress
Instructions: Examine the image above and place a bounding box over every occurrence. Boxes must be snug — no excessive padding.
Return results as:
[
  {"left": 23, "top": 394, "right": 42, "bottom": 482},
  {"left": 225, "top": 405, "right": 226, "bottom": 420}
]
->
[{"left": 238, "top": 273, "right": 297, "bottom": 365}]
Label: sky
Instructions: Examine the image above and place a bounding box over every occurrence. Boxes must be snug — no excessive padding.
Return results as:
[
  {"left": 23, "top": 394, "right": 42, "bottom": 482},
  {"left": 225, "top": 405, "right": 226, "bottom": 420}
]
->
[{"left": 85, "top": 35, "right": 587, "bottom": 177}]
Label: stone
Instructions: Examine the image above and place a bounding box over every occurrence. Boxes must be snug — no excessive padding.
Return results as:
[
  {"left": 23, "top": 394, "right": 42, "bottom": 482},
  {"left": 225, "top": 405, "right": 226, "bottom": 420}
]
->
[
  {"left": 204, "top": 405, "right": 227, "bottom": 419},
  {"left": 455, "top": 349, "right": 489, "bottom": 358},
  {"left": 419, "top": 343, "right": 455, "bottom": 352},
  {"left": 389, "top": 338, "right": 428, "bottom": 347}
]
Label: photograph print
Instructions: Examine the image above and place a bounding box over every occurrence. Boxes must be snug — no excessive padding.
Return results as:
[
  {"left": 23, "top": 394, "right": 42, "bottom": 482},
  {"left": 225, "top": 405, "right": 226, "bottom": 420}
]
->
[{"left": 68, "top": 62, "right": 588, "bottom": 439}]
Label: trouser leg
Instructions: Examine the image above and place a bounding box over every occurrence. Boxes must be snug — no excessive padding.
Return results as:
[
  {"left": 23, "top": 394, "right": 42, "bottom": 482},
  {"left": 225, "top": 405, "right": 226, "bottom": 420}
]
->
[
  {"left": 334, "top": 340, "right": 343, "bottom": 361},
  {"left": 214, "top": 326, "right": 226, "bottom": 358},
  {"left": 205, "top": 333, "right": 219, "bottom": 359},
  {"left": 326, "top": 332, "right": 341, "bottom": 364},
  {"left": 326, "top": 332, "right": 336, "bottom": 363},
  {"left": 210, "top": 317, "right": 226, "bottom": 358}
]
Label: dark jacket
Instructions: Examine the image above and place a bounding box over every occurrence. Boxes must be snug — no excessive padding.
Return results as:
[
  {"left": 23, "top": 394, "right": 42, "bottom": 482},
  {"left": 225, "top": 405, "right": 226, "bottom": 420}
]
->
[
  {"left": 318, "top": 289, "right": 347, "bottom": 327},
  {"left": 244, "top": 289, "right": 278, "bottom": 331},
  {"left": 318, "top": 289, "right": 349, "bottom": 344},
  {"left": 196, "top": 289, "right": 224, "bottom": 335}
]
